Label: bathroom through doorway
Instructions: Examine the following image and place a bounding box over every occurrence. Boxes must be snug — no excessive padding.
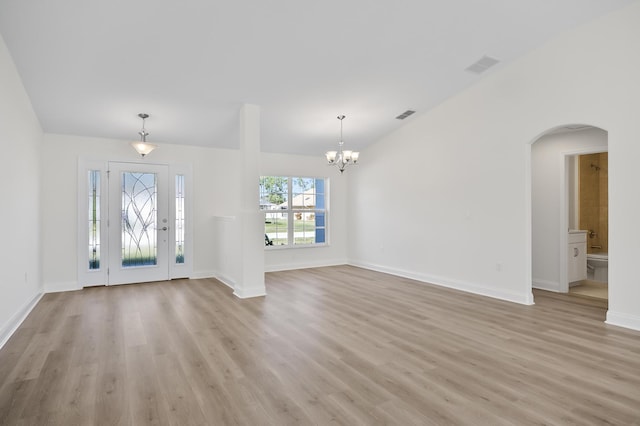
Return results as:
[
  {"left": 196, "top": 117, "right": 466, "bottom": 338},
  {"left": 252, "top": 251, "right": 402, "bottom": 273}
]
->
[{"left": 530, "top": 125, "right": 608, "bottom": 304}]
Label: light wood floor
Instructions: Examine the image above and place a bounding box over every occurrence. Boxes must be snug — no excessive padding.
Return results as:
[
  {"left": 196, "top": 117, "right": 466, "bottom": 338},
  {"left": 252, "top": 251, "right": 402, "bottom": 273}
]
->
[{"left": 1, "top": 266, "right": 639, "bottom": 425}]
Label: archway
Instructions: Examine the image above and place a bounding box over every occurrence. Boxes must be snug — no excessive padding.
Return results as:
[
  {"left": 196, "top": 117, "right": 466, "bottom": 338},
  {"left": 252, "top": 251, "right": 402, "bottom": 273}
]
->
[{"left": 527, "top": 124, "right": 608, "bottom": 307}]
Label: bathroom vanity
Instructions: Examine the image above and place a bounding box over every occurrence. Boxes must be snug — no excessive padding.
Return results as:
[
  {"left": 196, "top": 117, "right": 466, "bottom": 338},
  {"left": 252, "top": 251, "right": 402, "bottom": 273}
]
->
[{"left": 568, "top": 230, "right": 588, "bottom": 283}]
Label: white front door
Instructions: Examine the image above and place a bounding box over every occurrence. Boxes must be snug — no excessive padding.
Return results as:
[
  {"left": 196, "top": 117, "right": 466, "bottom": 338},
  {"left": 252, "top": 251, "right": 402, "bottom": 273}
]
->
[{"left": 107, "top": 162, "right": 169, "bottom": 285}]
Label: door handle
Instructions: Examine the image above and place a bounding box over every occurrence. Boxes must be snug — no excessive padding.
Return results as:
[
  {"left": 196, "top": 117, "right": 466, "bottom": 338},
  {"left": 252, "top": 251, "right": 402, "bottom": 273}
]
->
[
  {"left": 161, "top": 226, "right": 168, "bottom": 231},
  {"left": 574, "top": 247, "right": 579, "bottom": 257}
]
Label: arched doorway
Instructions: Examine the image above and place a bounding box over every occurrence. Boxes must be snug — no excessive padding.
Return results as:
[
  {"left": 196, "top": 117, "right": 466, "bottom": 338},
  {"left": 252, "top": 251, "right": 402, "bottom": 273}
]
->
[{"left": 528, "top": 124, "right": 608, "bottom": 306}]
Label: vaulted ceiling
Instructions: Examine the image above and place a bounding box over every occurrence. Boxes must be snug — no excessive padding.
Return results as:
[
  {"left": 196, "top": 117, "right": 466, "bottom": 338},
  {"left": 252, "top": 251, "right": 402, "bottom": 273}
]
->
[{"left": 0, "top": 0, "right": 634, "bottom": 154}]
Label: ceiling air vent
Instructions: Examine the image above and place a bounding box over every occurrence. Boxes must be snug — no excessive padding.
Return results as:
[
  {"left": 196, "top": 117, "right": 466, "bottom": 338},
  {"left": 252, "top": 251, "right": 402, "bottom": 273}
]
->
[
  {"left": 465, "top": 55, "right": 500, "bottom": 74},
  {"left": 395, "top": 110, "right": 416, "bottom": 120}
]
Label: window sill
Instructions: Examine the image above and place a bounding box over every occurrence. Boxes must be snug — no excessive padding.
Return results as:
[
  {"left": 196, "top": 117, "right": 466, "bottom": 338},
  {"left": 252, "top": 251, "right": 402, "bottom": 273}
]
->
[{"left": 265, "top": 243, "right": 329, "bottom": 251}]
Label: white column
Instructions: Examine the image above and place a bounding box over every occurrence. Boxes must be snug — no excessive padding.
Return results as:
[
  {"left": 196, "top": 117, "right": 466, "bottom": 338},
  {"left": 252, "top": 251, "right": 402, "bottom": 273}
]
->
[{"left": 234, "top": 104, "right": 266, "bottom": 298}]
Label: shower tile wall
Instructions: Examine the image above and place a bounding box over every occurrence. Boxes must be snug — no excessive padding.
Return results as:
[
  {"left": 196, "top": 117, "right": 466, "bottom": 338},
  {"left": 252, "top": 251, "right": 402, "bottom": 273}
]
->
[{"left": 579, "top": 152, "right": 608, "bottom": 254}]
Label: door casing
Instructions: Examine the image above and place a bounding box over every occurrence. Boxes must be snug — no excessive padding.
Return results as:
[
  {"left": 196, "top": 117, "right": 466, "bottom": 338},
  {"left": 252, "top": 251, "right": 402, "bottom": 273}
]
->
[{"left": 77, "top": 158, "right": 193, "bottom": 287}]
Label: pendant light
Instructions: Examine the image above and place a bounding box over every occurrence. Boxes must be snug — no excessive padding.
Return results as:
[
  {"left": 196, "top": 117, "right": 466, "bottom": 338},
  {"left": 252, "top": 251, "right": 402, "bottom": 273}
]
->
[{"left": 131, "top": 113, "right": 157, "bottom": 157}]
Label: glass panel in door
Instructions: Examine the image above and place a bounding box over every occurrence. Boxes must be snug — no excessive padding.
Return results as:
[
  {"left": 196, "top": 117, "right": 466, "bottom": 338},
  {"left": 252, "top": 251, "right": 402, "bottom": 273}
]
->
[{"left": 121, "top": 171, "right": 158, "bottom": 267}]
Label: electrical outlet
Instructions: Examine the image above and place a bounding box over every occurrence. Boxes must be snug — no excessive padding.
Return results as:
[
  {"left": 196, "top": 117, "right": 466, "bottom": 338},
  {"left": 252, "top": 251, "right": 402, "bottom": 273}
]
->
[{"left": 496, "top": 262, "right": 502, "bottom": 272}]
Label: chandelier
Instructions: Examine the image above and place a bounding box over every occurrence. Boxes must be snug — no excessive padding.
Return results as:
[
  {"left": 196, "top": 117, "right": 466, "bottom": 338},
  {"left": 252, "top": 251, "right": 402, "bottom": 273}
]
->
[
  {"left": 325, "top": 115, "right": 359, "bottom": 173},
  {"left": 131, "top": 113, "right": 157, "bottom": 157}
]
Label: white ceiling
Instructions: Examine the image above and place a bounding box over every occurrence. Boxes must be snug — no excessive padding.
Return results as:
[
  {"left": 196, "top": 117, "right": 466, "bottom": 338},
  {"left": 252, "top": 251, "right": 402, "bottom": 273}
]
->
[{"left": 0, "top": 0, "right": 634, "bottom": 155}]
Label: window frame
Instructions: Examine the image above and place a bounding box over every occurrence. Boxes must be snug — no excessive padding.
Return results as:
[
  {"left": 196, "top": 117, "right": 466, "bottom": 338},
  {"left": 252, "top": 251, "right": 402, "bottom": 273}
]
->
[{"left": 261, "top": 176, "right": 329, "bottom": 249}]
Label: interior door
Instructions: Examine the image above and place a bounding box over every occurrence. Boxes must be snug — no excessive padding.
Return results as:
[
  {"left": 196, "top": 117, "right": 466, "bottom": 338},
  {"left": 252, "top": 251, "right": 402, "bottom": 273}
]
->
[{"left": 108, "top": 162, "right": 169, "bottom": 285}]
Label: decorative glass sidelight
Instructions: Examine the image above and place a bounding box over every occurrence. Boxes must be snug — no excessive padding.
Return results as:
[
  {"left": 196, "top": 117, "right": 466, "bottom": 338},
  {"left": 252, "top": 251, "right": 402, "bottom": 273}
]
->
[
  {"left": 121, "top": 172, "right": 157, "bottom": 267},
  {"left": 88, "top": 170, "right": 101, "bottom": 269},
  {"left": 175, "top": 174, "right": 185, "bottom": 264}
]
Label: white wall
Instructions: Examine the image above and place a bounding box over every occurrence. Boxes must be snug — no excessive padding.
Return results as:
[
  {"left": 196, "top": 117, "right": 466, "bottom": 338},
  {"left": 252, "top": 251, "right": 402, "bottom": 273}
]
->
[
  {"left": 349, "top": 2, "right": 640, "bottom": 330},
  {"left": 531, "top": 128, "right": 607, "bottom": 292},
  {"left": 0, "top": 34, "right": 43, "bottom": 346},
  {"left": 262, "top": 152, "right": 349, "bottom": 271}
]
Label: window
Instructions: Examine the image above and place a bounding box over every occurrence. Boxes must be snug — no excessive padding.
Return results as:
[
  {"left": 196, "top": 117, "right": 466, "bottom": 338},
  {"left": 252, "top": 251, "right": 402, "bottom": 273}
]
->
[{"left": 260, "top": 176, "right": 327, "bottom": 247}]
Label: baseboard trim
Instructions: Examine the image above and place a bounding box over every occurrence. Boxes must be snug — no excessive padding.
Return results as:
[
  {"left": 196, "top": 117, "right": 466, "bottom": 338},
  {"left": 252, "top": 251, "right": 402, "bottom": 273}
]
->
[
  {"left": 188, "top": 271, "right": 236, "bottom": 291},
  {"left": 233, "top": 287, "right": 267, "bottom": 299},
  {"left": 265, "top": 259, "right": 348, "bottom": 273},
  {"left": 213, "top": 273, "right": 235, "bottom": 291},
  {"left": 606, "top": 311, "right": 640, "bottom": 332},
  {"left": 44, "top": 281, "right": 82, "bottom": 293},
  {"left": 350, "top": 260, "right": 534, "bottom": 305},
  {"left": 189, "top": 271, "right": 218, "bottom": 280},
  {"left": 532, "top": 278, "right": 561, "bottom": 292},
  {"left": 0, "top": 292, "right": 43, "bottom": 350}
]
